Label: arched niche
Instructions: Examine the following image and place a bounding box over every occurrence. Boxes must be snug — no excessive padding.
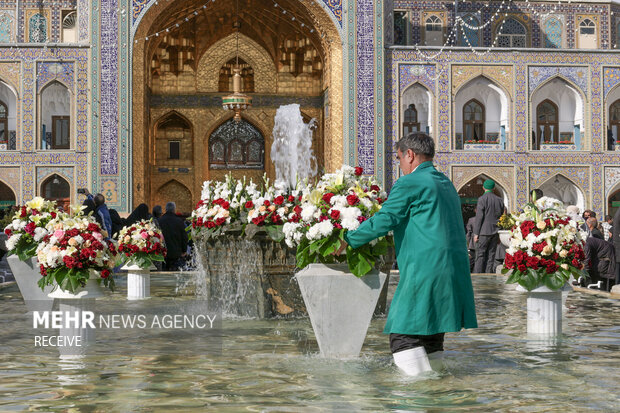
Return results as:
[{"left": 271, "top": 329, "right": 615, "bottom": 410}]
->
[
  {"left": 154, "top": 111, "right": 194, "bottom": 166},
  {"left": 0, "top": 179, "right": 16, "bottom": 209},
  {"left": 155, "top": 180, "right": 192, "bottom": 215},
  {"left": 454, "top": 76, "right": 510, "bottom": 150},
  {"left": 538, "top": 174, "right": 585, "bottom": 211},
  {"left": 40, "top": 174, "right": 71, "bottom": 210},
  {"left": 531, "top": 77, "right": 585, "bottom": 150},
  {"left": 0, "top": 79, "right": 17, "bottom": 150},
  {"left": 39, "top": 81, "right": 72, "bottom": 150},
  {"left": 401, "top": 82, "right": 433, "bottom": 138}
]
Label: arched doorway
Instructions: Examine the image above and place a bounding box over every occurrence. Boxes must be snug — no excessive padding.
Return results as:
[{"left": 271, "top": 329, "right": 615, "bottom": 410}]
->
[
  {"left": 538, "top": 174, "right": 585, "bottom": 211},
  {"left": 40, "top": 174, "right": 70, "bottom": 211},
  {"left": 0, "top": 180, "right": 16, "bottom": 211},
  {"left": 155, "top": 180, "right": 193, "bottom": 216},
  {"left": 132, "top": 0, "right": 342, "bottom": 210},
  {"left": 458, "top": 175, "right": 509, "bottom": 227}
]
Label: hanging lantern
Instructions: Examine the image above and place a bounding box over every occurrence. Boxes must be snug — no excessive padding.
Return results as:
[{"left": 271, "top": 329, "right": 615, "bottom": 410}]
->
[{"left": 222, "top": 0, "right": 252, "bottom": 122}]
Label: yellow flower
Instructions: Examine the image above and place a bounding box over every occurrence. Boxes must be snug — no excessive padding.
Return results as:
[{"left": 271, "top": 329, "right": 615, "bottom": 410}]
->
[
  {"left": 258, "top": 206, "right": 266, "bottom": 213},
  {"left": 559, "top": 250, "right": 568, "bottom": 258},
  {"left": 26, "top": 197, "right": 45, "bottom": 210},
  {"left": 308, "top": 189, "right": 323, "bottom": 206},
  {"left": 542, "top": 245, "right": 553, "bottom": 256},
  {"left": 268, "top": 205, "right": 276, "bottom": 212},
  {"left": 536, "top": 221, "right": 546, "bottom": 230}
]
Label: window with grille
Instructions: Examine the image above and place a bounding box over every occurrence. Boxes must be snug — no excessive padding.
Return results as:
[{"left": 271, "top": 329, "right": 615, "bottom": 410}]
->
[
  {"left": 463, "top": 99, "right": 485, "bottom": 142},
  {"left": 497, "top": 18, "right": 526, "bottom": 48},
  {"left": 169, "top": 140, "right": 180, "bottom": 159},
  {"left": 425, "top": 15, "right": 443, "bottom": 46}
]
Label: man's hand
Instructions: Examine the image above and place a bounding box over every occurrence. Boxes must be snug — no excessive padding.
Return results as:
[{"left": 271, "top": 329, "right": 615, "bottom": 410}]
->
[
  {"left": 473, "top": 235, "right": 479, "bottom": 244},
  {"left": 334, "top": 239, "right": 348, "bottom": 256}
]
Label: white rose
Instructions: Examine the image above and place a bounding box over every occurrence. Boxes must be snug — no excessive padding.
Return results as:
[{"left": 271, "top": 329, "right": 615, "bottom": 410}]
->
[{"left": 559, "top": 250, "right": 568, "bottom": 258}]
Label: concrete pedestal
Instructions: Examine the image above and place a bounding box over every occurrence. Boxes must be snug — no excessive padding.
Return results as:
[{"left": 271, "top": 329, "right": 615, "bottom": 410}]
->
[
  {"left": 48, "top": 275, "right": 103, "bottom": 358},
  {"left": 122, "top": 263, "right": 155, "bottom": 300},
  {"left": 296, "top": 263, "right": 387, "bottom": 358},
  {"left": 517, "top": 284, "right": 562, "bottom": 335},
  {"left": 7, "top": 255, "right": 54, "bottom": 311}
]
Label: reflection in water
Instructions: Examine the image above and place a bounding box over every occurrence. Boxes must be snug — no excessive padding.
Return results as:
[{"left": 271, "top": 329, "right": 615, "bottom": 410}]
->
[{"left": 0, "top": 276, "right": 618, "bottom": 411}]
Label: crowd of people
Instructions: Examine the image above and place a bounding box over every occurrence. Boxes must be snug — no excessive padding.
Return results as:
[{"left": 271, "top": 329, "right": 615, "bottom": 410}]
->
[
  {"left": 465, "top": 186, "right": 619, "bottom": 291},
  {"left": 81, "top": 190, "right": 190, "bottom": 271}
]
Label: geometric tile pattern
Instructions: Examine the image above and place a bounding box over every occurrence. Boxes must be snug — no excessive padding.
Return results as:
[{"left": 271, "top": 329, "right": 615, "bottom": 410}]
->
[
  {"left": 528, "top": 65, "right": 588, "bottom": 96},
  {"left": 603, "top": 67, "right": 620, "bottom": 97},
  {"left": 100, "top": 0, "right": 118, "bottom": 175},
  {"left": 356, "top": 0, "right": 376, "bottom": 174},
  {"left": 37, "top": 61, "right": 74, "bottom": 92}
]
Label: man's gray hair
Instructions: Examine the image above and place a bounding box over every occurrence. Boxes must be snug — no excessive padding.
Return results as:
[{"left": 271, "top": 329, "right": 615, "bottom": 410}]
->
[
  {"left": 396, "top": 132, "right": 435, "bottom": 159},
  {"left": 165, "top": 202, "right": 176, "bottom": 213}
]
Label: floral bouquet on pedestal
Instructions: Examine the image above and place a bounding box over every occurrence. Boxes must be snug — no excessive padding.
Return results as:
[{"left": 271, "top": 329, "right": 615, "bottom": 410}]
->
[
  {"left": 502, "top": 196, "right": 586, "bottom": 290},
  {"left": 3, "top": 197, "right": 58, "bottom": 261},
  {"left": 117, "top": 219, "right": 166, "bottom": 269},
  {"left": 283, "top": 166, "right": 391, "bottom": 277},
  {"left": 36, "top": 206, "right": 117, "bottom": 293}
]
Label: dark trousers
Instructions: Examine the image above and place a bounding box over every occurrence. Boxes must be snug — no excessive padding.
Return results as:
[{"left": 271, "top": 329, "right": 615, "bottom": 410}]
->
[
  {"left": 390, "top": 333, "right": 445, "bottom": 355},
  {"left": 616, "top": 263, "right": 620, "bottom": 285},
  {"left": 474, "top": 233, "right": 499, "bottom": 274},
  {"left": 164, "top": 256, "right": 184, "bottom": 271}
]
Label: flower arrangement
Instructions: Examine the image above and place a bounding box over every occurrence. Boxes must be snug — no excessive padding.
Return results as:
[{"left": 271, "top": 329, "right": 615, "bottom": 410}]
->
[
  {"left": 497, "top": 213, "right": 516, "bottom": 230},
  {"left": 501, "top": 196, "right": 586, "bottom": 291},
  {"left": 191, "top": 166, "right": 393, "bottom": 277},
  {"left": 282, "top": 165, "right": 390, "bottom": 277},
  {"left": 541, "top": 140, "right": 573, "bottom": 145},
  {"left": 117, "top": 219, "right": 166, "bottom": 269},
  {"left": 465, "top": 140, "right": 498, "bottom": 144},
  {"left": 36, "top": 206, "right": 117, "bottom": 293},
  {"left": 3, "top": 197, "right": 59, "bottom": 261}
]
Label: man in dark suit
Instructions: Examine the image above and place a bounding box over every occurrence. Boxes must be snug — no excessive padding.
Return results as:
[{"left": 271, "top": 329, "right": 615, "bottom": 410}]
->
[
  {"left": 613, "top": 207, "right": 620, "bottom": 286},
  {"left": 587, "top": 217, "right": 604, "bottom": 240},
  {"left": 580, "top": 210, "right": 595, "bottom": 234},
  {"left": 584, "top": 235, "right": 616, "bottom": 291},
  {"left": 473, "top": 179, "right": 505, "bottom": 273},
  {"left": 465, "top": 216, "right": 476, "bottom": 271},
  {"left": 158, "top": 202, "right": 188, "bottom": 271}
]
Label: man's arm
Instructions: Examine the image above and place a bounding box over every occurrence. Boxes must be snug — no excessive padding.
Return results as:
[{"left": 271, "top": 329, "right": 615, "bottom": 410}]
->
[
  {"left": 344, "top": 180, "right": 411, "bottom": 249},
  {"left": 473, "top": 196, "right": 486, "bottom": 239}
]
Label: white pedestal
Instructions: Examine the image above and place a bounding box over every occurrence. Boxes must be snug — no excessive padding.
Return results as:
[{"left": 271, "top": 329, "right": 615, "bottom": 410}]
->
[
  {"left": 122, "top": 263, "right": 155, "bottom": 300},
  {"left": 498, "top": 230, "right": 511, "bottom": 248},
  {"left": 517, "top": 284, "right": 562, "bottom": 335},
  {"left": 296, "top": 263, "right": 387, "bottom": 358},
  {"left": 7, "top": 255, "right": 55, "bottom": 311},
  {"left": 48, "top": 274, "right": 102, "bottom": 358}
]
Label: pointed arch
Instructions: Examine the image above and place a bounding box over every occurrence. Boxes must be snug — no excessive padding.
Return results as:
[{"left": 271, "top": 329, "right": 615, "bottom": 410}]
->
[
  {"left": 0, "top": 178, "right": 17, "bottom": 209},
  {"left": 538, "top": 173, "right": 585, "bottom": 210},
  {"left": 206, "top": 116, "right": 265, "bottom": 169},
  {"left": 39, "top": 80, "right": 72, "bottom": 150},
  {"left": 40, "top": 173, "right": 71, "bottom": 210},
  {"left": 196, "top": 33, "right": 276, "bottom": 93},
  {"left": 401, "top": 81, "right": 434, "bottom": 138},
  {"left": 155, "top": 179, "right": 193, "bottom": 215},
  {"left": 154, "top": 110, "right": 194, "bottom": 165},
  {"left": 531, "top": 74, "right": 586, "bottom": 101},
  {"left": 457, "top": 173, "right": 510, "bottom": 226}
]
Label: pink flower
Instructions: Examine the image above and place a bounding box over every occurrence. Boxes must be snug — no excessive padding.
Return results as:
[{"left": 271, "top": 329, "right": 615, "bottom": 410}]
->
[
  {"left": 140, "top": 231, "right": 149, "bottom": 239},
  {"left": 53, "top": 230, "right": 65, "bottom": 239},
  {"left": 93, "top": 231, "right": 103, "bottom": 241}
]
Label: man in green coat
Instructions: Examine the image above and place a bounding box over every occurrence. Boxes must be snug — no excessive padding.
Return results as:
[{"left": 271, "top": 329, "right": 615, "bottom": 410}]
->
[{"left": 343, "top": 132, "right": 478, "bottom": 375}]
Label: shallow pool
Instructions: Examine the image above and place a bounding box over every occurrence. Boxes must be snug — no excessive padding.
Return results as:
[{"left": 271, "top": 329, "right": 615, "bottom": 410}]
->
[{"left": 0, "top": 275, "right": 618, "bottom": 411}]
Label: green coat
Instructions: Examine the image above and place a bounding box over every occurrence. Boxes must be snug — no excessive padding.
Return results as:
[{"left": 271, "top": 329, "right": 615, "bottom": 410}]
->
[{"left": 345, "top": 161, "right": 478, "bottom": 335}]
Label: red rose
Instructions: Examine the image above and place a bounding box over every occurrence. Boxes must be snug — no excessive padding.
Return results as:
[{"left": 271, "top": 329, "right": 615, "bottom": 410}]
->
[
  {"left": 289, "top": 214, "right": 300, "bottom": 223},
  {"left": 206, "top": 221, "right": 216, "bottom": 229},
  {"left": 196, "top": 200, "right": 205, "bottom": 208},
  {"left": 87, "top": 223, "right": 100, "bottom": 232},
  {"left": 322, "top": 193, "right": 334, "bottom": 204},
  {"left": 20, "top": 206, "right": 27, "bottom": 218},
  {"left": 319, "top": 215, "right": 329, "bottom": 222},
  {"left": 264, "top": 200, "right": 271, "bottom": 207},
  {"left": 346, "top": 194, "right": 359, "bottom": 206},
  {"left": 288, "top": 195, "right": 296, "bottom": 203},
  {"left": 370, "top": 185, "right": 380, "bottom": 192},
  {"left": 357, "top": 216, "right": 367, "bottom": 223},
  {"left": 271, "top": 214, "right": 283, "bottom": 225},
  {"left": 245, "top": 201, "right": 254, "bottom": 209},
  {"left": 330, "top": 210, "right": 341, "bottom": 220},
  {"left": 51, "top": 211, "right": 57, "bottom": 219},
  {"left": 215, "top": 217, "right": 226, "bottom": 226},
  {"left": 25, "top": 222, "right": 36, "bottom": 236},
  {"left": 377, "top": 198, "right": 384, "bottom": 204},
  {"left": 293, "top": 205, "right": 302, "bottom": 215},
  {"left": 274, "top": 196, "right": 285, "bottom": 206},
  {"left": 354, "top": 167, "right": 363, "bottom": 176},
  {"left": 517, "top": 264, "right": 527, "bottom": 273},
  {"left": 222, "top": 201, "right": 230, "bottom": 210},
  {"left": 101, "top": 269, "right": 110, "bottom": 279},
  {"left": 334, "top": 223, "right": 342, "bottom": 229},
  {"left": 571, "top": 258, "right": 581, "bottom": 268}
]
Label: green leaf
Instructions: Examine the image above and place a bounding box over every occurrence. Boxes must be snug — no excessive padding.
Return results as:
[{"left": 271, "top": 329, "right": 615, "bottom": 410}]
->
[
  {"left": 501, "top": 267, "right": 511, "bottom": 275},
  {"left": 266, "top": 225, "right": 285, "bottom": 242},
  {"left": 521, "top": 268, "right": 540, "bottom": 291},
  {"left": 506, "top": 270, "right": 519, "bottom": 284},
  {"left": 346, "top": 248, "right": 373, "bottom": 277}
]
